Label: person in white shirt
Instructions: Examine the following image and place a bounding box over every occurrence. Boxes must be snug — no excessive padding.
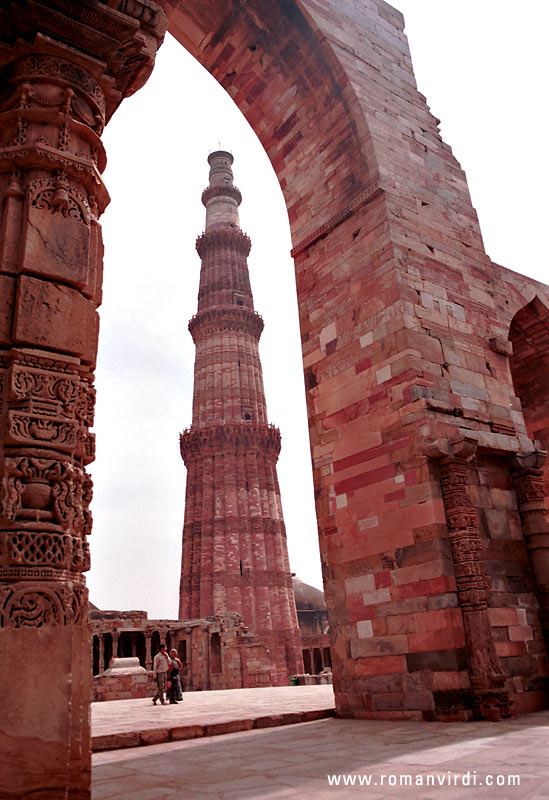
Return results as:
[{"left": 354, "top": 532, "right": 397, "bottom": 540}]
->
[{"left": 152, "top": 643, "right": 171, "bottom": 705}]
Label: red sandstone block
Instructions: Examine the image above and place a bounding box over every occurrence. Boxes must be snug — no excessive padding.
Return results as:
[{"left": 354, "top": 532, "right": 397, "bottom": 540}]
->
[
  {"left": 384, "top": 488, "right": 405, "bottom": 502},
  {"left": 392, "top": 560, "right": 447, "bottom": 587},
  {"left": 408, "top": 627, "right": 465, "bottom": 653},
  {"left": 375, "top": 571, "right": 391, "bottom": 589},
  {"left": 495, "top": 642, "right": 527, "bottom": 658},
  {"left": 92, "top": 732, "right": 140, "bottom": 751},
  {"left": 355, "top": 655, "right": 406, "bottom": 676},
  {"left": 13, "top": 275, "right": 98, "bottom": 364},
  {"left": 302, "top": 709, "right": 334, "bottom": 721},
  {"left": 205, "top": 720, "right": 253, "bottom": 736},
  {"left": 351, "top": 634, "right": 408, "bottom": 658},
  {"left": 355, "top": 356, "right": 372, "bottom": 374},
  {"left": 0, "top": 275, "right": 15, "bottom": 345},
  {"left": 371, "top": 618, "right": 388, "bottom": 637},
  {"left": 254, "top": 715, "right": 283, "bottom": 728},
  {"left": 508, "top": 625, "right": 533, "bottom": 642},
  {"left": 432, "top": 672, "right": 468, "bottom": 691},
  {"left": 394, "top": 575, "right": 456, "bottom": 600},
  {"left": 404, "top": 470, "right": 419, "bottom": 486},
  {"left": 416, "top": 608, "right": 463, "bottom": 633},
  {"left": 387, "top": 614, "right": 417, "bottom": 635},
  {"left": 334, "top": 462, "right": 396, "bottom": 495},
  {"left": 352, "top": 709, "right": 424, "bottom": 721},
  {"left": 488, "top": 607, "right": 518, "bottom": 627},
  {"left": 171, "top": 725, "right": 205, "bottom": 740},
  {"left": 140, "top": 728, "right": 170, "bottom": 746},
  {"left": 373, "top": 691, "right": 434, "bottom": 712},
  {"left": 347, "top": 597, "right": 376, "bottom": 623},
  {"left": 281, "top": 713, "right": 305, "bottom": 725},
  {"left": 23, "top": 205, "right": 92, "bottom": 291}
]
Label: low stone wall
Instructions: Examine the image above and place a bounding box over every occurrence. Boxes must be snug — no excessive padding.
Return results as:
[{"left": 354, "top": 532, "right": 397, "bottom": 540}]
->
[
  {"left": 93, "top": 657, "right": 155, "bottom": 702},
  {"left": 293, "top": 672, "right": 333, "bottom": 686}
]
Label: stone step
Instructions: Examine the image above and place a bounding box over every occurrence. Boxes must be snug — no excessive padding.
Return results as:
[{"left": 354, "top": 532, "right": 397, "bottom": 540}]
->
[{"left": 92, "top": 707, "right": 334, "bottom": 752}]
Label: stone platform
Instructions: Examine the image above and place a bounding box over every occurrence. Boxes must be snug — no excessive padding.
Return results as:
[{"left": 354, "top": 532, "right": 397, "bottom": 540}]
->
[
  {"left": 93, "top": 704, "right": 549, "bottom": 799},
  {"left": 91, "top": 685, "right": 335, "bottom": 751}
]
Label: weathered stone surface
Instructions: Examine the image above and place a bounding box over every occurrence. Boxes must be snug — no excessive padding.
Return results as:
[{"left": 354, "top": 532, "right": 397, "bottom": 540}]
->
[{"left": 13, "top": 275, "right": 98, "bottom": 364}]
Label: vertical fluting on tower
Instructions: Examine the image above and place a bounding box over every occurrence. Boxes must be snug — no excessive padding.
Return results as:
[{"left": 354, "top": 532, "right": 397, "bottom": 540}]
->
[{"left": 179, "top": 151, "right": 303, "bottom": 685}]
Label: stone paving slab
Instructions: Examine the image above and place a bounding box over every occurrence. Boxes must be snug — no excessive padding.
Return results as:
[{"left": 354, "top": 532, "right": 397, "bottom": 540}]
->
[
  {"left": 93, "top": 709, "right": 549, "bottom": 799},
  {"left": 92, "top": 685, "right": 335, "bottom": 751}
]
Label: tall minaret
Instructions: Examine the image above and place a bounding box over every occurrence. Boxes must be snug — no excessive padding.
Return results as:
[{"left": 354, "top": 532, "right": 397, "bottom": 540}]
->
[{"left": 179, "top": 151, "right": 303, "bottom": 686}]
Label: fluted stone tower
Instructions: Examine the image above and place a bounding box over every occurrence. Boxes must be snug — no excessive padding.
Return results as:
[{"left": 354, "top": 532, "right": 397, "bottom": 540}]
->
[{"left": 179, "top": 151, "right": 303, "bottom": 686}]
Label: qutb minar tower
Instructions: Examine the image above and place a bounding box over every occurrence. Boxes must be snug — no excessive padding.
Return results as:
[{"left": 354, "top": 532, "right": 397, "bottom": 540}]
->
[{"left": 179, "top": 151, "right": 303, "bottom": 685}]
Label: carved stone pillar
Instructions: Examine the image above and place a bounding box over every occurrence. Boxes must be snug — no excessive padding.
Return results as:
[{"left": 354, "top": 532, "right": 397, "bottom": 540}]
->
[
  {"left": 99, "top": 632, "right": 105, "bottom": 674},
  {"left": 145, "top": 631, "right": 153, "bottom": 670},
  {"left": 511, "top": 451, "right": 549, "bottom": 653},
  {"left": 426, "top": 437, "right": 511, "bottom": 720},
  {"left": 112, "top": 630, "right": 120, "bottom": 660},
  {"left": 0, "top": 3, "right": 166, "bottom": 797}
]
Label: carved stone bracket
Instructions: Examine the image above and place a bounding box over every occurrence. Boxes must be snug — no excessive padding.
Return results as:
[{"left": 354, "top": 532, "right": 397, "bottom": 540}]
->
[{"left": 425, "top": 435, "right": 512, "bottom": 720}]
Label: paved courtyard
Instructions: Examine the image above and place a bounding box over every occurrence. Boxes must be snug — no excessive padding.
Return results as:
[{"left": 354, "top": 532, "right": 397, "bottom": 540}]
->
[
  {"left": 91, "top": 685, "right": 335, "bottom": 750},
  {"left": 92, "top": 687, "right": 549, "bottom": 799}
]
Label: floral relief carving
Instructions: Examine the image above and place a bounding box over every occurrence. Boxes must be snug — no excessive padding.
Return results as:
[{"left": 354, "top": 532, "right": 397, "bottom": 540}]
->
[
  {"left": 0, "top": 463, "right": 25, "bottom": 521},
  {"left": 7, "top": 411, "right": 78, "bottom": 449},
  {"left": 0, "top": 456, "right": 92, "bottom": 542},
  {"left": 0, "top": 583, "right": 88, "bottom": 627},
  {"left": 9, "top": 363, "right": 95, "bottom": 425},
  {"left": 10, "top": 55, "right": 106, "bottom": 123},
  {"left": 28, "top": 176, "right": 90, "bottom": 223},
  {"left": 3, "top": 588, "right": 63, "bottom": 627}
]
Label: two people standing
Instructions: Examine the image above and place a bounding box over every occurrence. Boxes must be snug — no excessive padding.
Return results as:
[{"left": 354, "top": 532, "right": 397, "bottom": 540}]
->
[{"left": 152, "top": 644, "right": 183, "bottom": 705}]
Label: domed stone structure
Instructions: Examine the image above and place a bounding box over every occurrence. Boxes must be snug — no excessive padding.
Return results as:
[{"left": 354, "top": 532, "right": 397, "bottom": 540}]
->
[
  {"left": 292, "top": 576, "right": 331, "bottom": 675},
  {"left": 293, "top": 576, "right": 327, "bottom": 613}
]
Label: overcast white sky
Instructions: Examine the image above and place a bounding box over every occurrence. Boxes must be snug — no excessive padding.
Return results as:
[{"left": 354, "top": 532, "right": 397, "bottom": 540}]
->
[{"left": 87, "top": 1, "right": 548, "bottom": 619}]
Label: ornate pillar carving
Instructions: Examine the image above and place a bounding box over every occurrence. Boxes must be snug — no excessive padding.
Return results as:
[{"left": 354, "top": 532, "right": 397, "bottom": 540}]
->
[
  {"left": 510, "top": 451, "right": 549, "bottom": 652},
  {"left": 0, "top": 3, "right": 166, "bottom": 797},
  {"left": 425, "top": 436, "right": 511, "bottom": 720}
]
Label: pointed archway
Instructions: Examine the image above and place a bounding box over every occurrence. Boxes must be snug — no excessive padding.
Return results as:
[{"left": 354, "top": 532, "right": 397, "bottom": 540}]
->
[{"left": 509, "top": 295, "right": 549, "bottom": 502}]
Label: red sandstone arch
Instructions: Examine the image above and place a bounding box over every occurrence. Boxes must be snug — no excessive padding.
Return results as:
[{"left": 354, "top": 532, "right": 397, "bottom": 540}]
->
[
  {"left": 3, "top": 2, "right": 549, "bottom": 795},
  {"left": 163, "top": 0, "right": 377, "bottom": 250}
]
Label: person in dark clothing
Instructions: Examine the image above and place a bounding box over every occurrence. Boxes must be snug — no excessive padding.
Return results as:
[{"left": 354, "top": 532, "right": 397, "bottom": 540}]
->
[{"left": 167, "top": 648, "right": 183, "bottom": 703}]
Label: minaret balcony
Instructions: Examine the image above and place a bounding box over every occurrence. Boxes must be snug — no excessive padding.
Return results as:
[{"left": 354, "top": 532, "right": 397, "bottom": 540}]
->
[
  {"left": 201, "top": 183, "right": 242, "bottom": 207},
  {"left": 195, "top": 227, "right": 251, "bottom": 258},
  {"left": 188, "top": 305, "right": 264, "bottom": 343},
  {"left": 180, "top": 422, "right": 281, "bottom": 462}
]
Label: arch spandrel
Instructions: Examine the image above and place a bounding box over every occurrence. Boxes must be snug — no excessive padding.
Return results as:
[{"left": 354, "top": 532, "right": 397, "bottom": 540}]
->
[{"left": 161, "top": 0, "right": 376, "bottom": 246}]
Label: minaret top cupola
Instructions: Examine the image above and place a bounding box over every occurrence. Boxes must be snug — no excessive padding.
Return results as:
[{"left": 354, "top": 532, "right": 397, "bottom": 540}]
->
[{"left": 202, "top": 150, "right": 242, "bottom": 231}]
